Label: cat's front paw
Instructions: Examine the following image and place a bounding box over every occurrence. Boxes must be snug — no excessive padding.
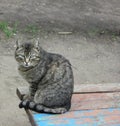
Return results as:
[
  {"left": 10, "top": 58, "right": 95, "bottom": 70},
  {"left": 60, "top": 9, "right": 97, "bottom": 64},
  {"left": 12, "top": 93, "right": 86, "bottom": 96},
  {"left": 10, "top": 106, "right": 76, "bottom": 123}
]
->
[
  {"left": 58, "top": 108, "right": 67, "bottom": 114},
  {"left": 23, "top": 94, "right": 33, "bottom": 101}
]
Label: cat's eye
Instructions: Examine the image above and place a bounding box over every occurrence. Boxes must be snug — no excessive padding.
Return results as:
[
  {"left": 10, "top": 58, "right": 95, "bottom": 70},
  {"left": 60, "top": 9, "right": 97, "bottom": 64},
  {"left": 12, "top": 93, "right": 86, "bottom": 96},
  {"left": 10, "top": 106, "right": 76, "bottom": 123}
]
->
[
  {"left": 16, "top": 55, "right": 24, "bottom": 61},
  {"left": 30, "top": 55, "right": 40, "bottom": 60},
  {"left": 19, "top": 55, "right": 24, "bottom": 59}
]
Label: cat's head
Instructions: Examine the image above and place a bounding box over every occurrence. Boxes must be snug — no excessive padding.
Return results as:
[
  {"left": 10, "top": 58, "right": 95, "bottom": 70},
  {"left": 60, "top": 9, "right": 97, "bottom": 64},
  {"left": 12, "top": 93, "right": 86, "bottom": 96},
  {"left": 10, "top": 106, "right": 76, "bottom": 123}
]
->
[{"left": 15, "top": 40, "right": 41, "bottom": 69}]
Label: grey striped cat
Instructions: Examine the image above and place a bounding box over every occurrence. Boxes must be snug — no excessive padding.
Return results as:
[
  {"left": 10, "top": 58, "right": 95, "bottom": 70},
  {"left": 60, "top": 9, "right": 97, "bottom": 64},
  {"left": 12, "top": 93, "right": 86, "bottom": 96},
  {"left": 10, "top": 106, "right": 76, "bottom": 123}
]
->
[{"left": 15, "top": 41, "right": 74, "bottom": 114}]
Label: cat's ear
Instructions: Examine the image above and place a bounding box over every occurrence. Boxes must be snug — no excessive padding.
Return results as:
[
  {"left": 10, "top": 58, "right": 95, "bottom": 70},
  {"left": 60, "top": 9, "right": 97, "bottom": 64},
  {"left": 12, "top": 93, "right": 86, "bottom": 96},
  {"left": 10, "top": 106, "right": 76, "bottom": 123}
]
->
[
  {"left": 34, "top": 40, "right": 40, "bottom": 49},
  {"left": 16, "top": 40, "right": 20, "bottom": 48}
]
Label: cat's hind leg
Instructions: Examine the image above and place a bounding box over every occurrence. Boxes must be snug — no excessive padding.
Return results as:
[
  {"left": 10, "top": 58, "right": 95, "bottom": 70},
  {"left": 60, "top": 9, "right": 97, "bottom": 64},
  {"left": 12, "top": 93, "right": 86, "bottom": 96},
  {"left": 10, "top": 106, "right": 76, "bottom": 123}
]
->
[{"left": 35, "top": 104, "right": 68, "bottom": 113}]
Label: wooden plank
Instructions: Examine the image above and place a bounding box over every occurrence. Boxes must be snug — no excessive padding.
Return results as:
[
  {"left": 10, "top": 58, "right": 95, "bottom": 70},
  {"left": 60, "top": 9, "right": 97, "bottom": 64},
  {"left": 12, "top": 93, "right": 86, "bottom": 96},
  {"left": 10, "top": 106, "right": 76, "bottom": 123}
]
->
[
  {"left": 25, "top": 109, "right": 37, "bottom": 126},
  {"left": 16, "top": 87, "right": 29, "bottom": 100},
  {"left": 17, "top": 87, "right": 120, "bottom": 111},
  {"left": 17, "top": 88, "right": 37, "bottom": 126},
  {"left": 71, "top": 93, "right": 120, "bottom": 111},
  {"left": 16, "top": 87, "right": 120, "bottom": 126},
  {"left": 33, "top": 108, "right": 120, "bottom": 126},
  {"left": 74, "top": 83, "right": 120, "bottom": 93}
]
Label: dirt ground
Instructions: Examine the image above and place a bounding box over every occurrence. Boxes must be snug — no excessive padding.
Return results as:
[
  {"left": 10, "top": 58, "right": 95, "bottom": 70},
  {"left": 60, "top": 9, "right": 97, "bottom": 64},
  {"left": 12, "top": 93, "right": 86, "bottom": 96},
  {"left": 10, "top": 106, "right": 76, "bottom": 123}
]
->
[{"left": 0, "top": 0, "right": 120, "bottom": 126}]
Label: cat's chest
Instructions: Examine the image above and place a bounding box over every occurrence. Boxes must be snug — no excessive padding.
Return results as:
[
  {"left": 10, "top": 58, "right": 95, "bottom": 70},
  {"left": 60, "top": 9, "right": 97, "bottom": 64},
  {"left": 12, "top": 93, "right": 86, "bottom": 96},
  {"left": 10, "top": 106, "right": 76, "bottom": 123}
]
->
[{"left": 19, "top": 67, "right": 44, "bottom": 83}]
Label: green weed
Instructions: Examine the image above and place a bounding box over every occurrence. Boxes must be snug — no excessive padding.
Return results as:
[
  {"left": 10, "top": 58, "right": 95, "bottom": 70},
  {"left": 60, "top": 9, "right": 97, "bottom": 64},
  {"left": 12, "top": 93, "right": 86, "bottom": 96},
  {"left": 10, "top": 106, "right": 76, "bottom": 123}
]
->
[
  {"left": 0, "top": 22, "right": 45, "bottom": 38},
  {"left": 12, "top": 22, "right": 18, "bottom": 34},
  {"left": 24, "top": 25, "right": 39, "bottom": 35},
  {"left": 0, "top": 21, "right": 18, "bottom": 38}
]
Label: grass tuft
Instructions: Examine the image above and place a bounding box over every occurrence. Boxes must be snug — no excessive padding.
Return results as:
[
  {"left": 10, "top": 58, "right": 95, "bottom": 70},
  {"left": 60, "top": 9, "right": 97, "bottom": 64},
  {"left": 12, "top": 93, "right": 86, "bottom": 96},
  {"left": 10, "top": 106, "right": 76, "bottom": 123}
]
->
[
  {"left": 0, "top": 21, "right": 18, "bottom": 38},
  {"left": 0, "top": 22, "right": 41, "bottom": 38},
  {"left": 24, "top": 25, "right": 39, "bottom": 36}
]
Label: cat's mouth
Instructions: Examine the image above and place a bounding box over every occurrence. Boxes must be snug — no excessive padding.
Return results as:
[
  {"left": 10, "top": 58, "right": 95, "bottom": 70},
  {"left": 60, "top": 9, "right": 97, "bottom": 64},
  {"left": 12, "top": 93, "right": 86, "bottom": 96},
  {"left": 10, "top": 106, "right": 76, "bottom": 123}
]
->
[
  {"left": 19, "top": 65, "right": 33, "bottom": 72},
  {"left": 24, "top": 64, "right": 30, "bottom": 68}
]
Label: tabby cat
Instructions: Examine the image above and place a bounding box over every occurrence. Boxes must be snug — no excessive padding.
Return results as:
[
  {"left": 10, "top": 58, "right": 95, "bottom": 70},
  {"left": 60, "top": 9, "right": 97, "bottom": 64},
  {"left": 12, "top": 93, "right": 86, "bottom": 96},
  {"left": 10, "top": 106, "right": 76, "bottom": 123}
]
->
[{"left": 15, "top": 41, "right": 74, "bottom": 114}]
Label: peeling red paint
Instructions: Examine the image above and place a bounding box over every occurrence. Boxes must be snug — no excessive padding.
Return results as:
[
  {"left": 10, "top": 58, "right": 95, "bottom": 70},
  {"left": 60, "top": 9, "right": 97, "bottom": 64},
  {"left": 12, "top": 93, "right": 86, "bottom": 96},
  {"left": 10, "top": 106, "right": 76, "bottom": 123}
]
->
[
  {"left": 17, "top": 87, "right": 120, "bottom": 126},
  {"left": 71, "top": 92, "right": 120, "bottom": 111},
  {"left": 105, "top": 115, "right": 120, "bottom": 123}
]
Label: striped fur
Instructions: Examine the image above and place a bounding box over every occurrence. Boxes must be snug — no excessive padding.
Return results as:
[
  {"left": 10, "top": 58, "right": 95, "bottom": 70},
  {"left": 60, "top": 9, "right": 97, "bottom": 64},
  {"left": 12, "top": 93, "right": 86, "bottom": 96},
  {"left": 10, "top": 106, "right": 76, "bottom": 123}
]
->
[{"left": 15, "top": 41, "right": 74, "bottom": 114}]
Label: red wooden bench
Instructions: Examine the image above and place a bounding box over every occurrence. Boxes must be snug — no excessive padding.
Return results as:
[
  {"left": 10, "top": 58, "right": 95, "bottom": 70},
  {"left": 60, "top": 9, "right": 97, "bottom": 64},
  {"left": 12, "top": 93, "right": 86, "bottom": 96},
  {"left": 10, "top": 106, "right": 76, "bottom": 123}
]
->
[{"left": 16, "top": 83, "right": 120, "bottom": 126}]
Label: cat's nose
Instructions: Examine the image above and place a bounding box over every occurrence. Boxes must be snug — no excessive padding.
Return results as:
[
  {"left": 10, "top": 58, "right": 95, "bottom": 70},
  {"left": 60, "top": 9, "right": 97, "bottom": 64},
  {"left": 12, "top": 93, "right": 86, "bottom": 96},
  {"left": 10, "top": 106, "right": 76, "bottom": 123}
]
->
[
  {"left": 24, "top": 61, "right": 30, "bottom": 67},
  {"left": 24, "top": 57, "right": 30, "bottom": 66}
]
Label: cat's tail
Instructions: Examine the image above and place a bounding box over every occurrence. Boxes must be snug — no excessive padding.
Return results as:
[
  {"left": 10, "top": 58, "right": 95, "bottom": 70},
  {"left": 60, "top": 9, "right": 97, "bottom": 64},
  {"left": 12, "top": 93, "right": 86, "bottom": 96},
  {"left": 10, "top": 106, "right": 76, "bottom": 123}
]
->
[{"left": 19, "top": 100, "right": 67, "bottom": 114}]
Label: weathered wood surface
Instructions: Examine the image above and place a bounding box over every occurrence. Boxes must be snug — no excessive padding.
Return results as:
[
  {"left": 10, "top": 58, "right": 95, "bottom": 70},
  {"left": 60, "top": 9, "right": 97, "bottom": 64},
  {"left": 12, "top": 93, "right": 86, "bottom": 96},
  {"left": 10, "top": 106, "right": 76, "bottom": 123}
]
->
[
  {"left": 16, "top": 87, "right": 120, "bottom": 126},
  {"left": 33, "top": 108, "right": 120, "bottom": 126},
  {"left": 71, "top": 92, "right": 120, "bottom": 111},
  {"left": 74, "top": 83, "right": 120, "bottom": 93},
  {"left": 17, "top": 87, "right": 120, "bottom": 110}
]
